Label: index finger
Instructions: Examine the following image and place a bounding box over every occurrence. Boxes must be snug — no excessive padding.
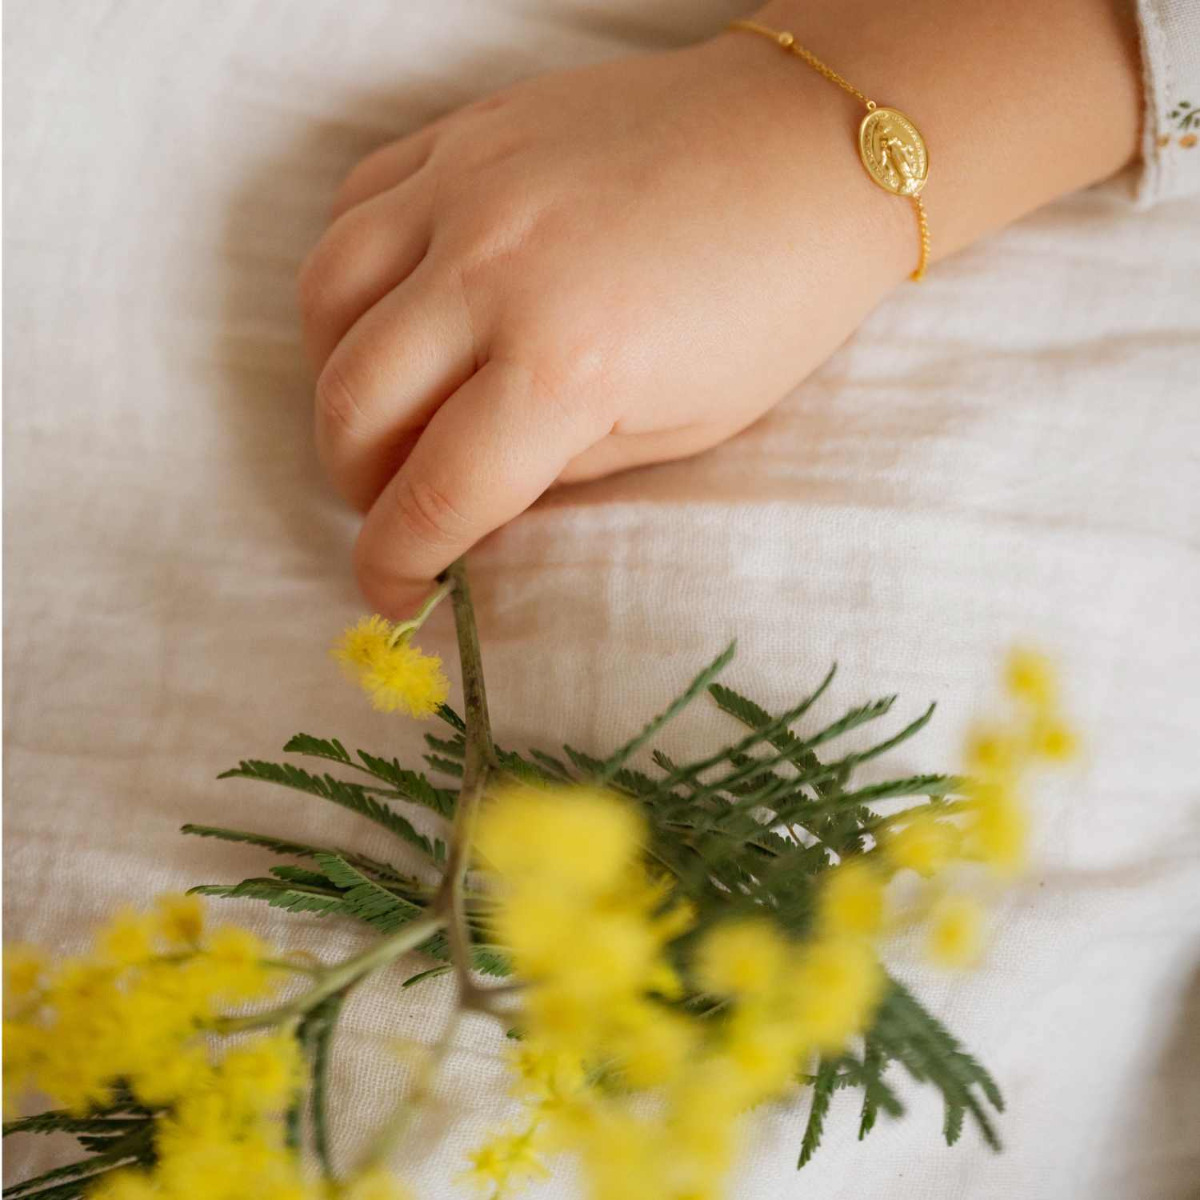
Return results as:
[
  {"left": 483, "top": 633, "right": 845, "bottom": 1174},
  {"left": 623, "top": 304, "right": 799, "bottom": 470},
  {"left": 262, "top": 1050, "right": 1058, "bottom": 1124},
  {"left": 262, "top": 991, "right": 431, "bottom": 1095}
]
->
[{"left": 352, "top": 359, "right": 605, "bottom": 615}]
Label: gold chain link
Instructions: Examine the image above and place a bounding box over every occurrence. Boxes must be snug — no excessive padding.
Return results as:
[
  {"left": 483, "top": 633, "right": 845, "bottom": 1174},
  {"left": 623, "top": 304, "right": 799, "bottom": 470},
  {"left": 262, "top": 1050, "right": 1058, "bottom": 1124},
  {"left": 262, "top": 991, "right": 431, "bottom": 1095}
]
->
[
  {"left": 729, "top": 19, "right": 931, "bottom": 283},
  {"left": 728, "top": 19, "right": 876, "bottom": 109},
  {"left": 910, "top": 195, "right": 930, "bottom": 281}
]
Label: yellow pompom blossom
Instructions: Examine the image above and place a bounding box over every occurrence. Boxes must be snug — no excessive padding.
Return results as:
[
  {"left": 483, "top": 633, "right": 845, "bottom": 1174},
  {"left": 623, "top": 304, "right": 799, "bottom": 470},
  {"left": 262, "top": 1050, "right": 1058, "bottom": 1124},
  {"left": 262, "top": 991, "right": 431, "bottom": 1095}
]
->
[
  {"left": 462, "top": 1124, "right": 549, "bottom": 1196},
  {"left": 1028, "top": 713, "right": 1079, "bottom": 763},
  {"left": 1004, "top": 646, "right": 1057, "bottom": 709},
  {"left": 461, "top": 1043, "right": 588, "bottom": 1199},
  {"left": 792, "top": 935, "right": 885, "bottom": 1052},
  {"left": 3, "top": 945, "right": 46, "bottom": 1010},
  {"left": 963, "top": 724, "right": 1019, "bottom": 778},
  {"left": 883, "top": 810, "right": 961, "bottom": 878},
  {"left": 694, "top": 919, "right": 788, "bottom": 998},
  {"left": 507, "top": 1042, "right": 587, "bottom": 1113},
  {"left": 96, "top": 1036, "right": 308, "bottom": 1200},
  {"left": 959, "top": 649, "right": 1076, "bottom": 879},
  {"left": 926, "top": 895, "right": 985, "bottom": 968},
  {"left": 475, "top": 784, "right": 642, "bottom": 897},
  {"left": 963, "top": 780, "right": 1030, "bottom": 878},
  {"left": 156, "top": 892, "right": 205, "bottom": 948},
  {"left": 818, "top": 859, "right": 886, "bottom": 937},
  {"left": 333, "top": 614, "right": 449, "bottom": 719},
  {"left": 335, "top": 613, "right": 394, "bottom": 674}
]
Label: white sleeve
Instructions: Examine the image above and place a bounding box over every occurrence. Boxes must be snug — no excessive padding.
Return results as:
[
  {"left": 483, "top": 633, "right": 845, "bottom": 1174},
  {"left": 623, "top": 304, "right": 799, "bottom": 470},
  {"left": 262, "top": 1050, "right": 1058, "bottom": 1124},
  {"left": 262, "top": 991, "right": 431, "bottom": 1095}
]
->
[{"left": 1134, "top": 0, "right": 1200, "bottom": 204}]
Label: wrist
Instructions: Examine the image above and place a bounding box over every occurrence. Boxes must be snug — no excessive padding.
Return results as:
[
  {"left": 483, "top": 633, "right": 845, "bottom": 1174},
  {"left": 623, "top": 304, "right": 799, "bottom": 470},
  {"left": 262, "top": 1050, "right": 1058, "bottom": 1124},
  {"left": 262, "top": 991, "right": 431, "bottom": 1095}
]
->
[
  {"left": 730, "top": 0, "right": 1141, "bottom": 265},
  {"left": 686, "top": 31, "right": 918, "bottom": 293}
]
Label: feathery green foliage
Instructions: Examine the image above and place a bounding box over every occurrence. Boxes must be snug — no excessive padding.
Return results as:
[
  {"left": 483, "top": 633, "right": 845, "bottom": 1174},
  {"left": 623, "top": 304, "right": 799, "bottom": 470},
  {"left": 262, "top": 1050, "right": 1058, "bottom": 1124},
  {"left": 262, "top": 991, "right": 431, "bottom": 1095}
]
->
[
  {"left": 295, "top": 990, "right": 348, "bottom": 1176},
  {"left": 189, "top": 650, "right": 996, "bottom": 1173},
  {"left": 217, "top": 760, "right": 446, "bottom": 863},
  {"left": 797, "top": 1058, "right": 839, "bottom": 1168},
  {"left": 7, "top": 564, "right": 1032, "bottom": 1200}
]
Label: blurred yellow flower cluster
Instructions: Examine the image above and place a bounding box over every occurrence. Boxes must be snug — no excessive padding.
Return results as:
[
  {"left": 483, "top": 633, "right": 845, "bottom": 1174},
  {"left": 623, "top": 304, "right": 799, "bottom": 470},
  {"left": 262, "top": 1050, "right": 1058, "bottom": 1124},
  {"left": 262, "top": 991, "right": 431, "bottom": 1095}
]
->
[
  {"left": 333, "top": 615, "right": 449, "bottom": 719},
  {"left": 467, "top": 653, "right": 1076, "bottom": 1197},
  {"left": 3, "top": 898, "right": 414, "bottom": 1200},
  {"left": 3, "top": 641, "right": 1075, "bottom": 1200},
  {"left": 89, "top": 1032, "right": 311, "bottom": 1200},
  {"left": 965, "top": 647, "right": 1077, "bottom": 872},
  {"left": 4, "top": 895, "right": 274, "bottom": 1117},
  {"left": 469, "top": 785, "right": 887, "bottom": 1200},
  {"left": 877, "top": 647, "right": 1078, "bottom": 966}
]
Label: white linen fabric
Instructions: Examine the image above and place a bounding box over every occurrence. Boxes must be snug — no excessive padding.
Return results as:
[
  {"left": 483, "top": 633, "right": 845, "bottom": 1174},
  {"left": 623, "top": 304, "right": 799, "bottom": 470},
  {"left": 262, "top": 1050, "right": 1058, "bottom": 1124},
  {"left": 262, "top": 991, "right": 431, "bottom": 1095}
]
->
[{"left": 4, "top": 2, "right": 1199, "bottom": 1197}]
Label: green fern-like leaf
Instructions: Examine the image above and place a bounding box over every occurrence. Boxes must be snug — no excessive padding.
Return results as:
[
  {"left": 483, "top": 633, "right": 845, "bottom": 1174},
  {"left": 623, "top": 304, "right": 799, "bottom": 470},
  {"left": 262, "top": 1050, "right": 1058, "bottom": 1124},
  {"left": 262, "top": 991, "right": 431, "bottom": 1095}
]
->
[
  {"left": 797, "top": 1058, "right": 839, "bottom": 1168},
  {"left": 354, "top": 752, "right": 456, "bottom": 817},
  {"left": 312, "top": 853, "right": 424, "bottom": 933},
  {"left": 2, "top": 1120, "right": 154, "bottom": 1197},
  {"left": 282, "top": 734, "right": 353, "bottom": 767},
  {"left": 423, "top": 754, "right": 464, "bottom": 779},
  {"left": 493, "top": 747, "right": 556, "bottom": 785},
  {"left": 180, "top": 823, "right": 334, "bottom": 860},
  {"left": 833, "top": 774, "right": 961, "bottom": 807},
  {"left": 401, "top": 964, "right": 452, "bottom": 989},
  {"left": 217, "top": 761, "right": 443, "bottom": 863},
  {"left": 856, "top": 1039, "right": 900, "bottom": 1141},
  {"left": 469, "top": 945, "right": 511, "bottom": 978},
  {"left": 562, "top": 746, "right": 663, "bottom": 798},
  {"left": 3, "top": 1114, "right": 150, "bottom": 1139},
  {"left": 598, "top": 642, "right": 736, "bottom": 783},
  {"left": 527, "top": 749, "right": 573, "bottom": 780},
  {"left": 181, "top": 825, "right": 427, "bottom": 893},
  {"left": 190, "top": 879, "right": 350, "bottom": 919},
  {"left": 423, "top": 732, "right": 466, "bottom": 760},
  {"left": 296, "top": 988, "right": 347, "bottom": 1176},
  {"left": 435, "top": 703, "right": 466, "bottom": 732},
  {"left": 270, "top": 865, "right": 337, "bottom": 889},
  {"left": 873, "top": 979, "right": 1003, "bottom": 1150}
]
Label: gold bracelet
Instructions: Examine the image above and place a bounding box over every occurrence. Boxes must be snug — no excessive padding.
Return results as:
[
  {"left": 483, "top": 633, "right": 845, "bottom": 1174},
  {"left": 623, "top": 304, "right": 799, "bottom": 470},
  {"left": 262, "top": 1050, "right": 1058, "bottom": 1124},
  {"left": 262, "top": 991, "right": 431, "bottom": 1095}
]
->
[{"left": 729, "top": 19, "right": 931, "bottom": 282}]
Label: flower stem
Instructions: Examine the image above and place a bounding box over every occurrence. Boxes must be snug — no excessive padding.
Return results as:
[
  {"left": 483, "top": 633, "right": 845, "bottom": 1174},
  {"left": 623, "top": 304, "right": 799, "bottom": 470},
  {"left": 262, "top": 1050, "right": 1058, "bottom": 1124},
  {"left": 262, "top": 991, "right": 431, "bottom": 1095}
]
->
[
  {"left": 389, "top": 580, "right": 453, "bottom": 644},
  {"left": 429, "top": 558, "right": 500, "bottom": 1019},
  {"left": 216, "top": 913, "right": 445, "bottom": 1034},
  {"left": 354, "top": 558, "right": 503, "bottom": 1175},
  {"left": 218, "top": 562, "right": 493, "bottom": 1042}
]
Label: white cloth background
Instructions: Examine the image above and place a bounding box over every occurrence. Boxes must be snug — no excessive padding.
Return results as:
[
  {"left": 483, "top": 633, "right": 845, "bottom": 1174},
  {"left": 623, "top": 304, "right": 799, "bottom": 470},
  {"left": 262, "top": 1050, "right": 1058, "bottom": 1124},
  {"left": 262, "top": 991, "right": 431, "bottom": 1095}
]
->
[{"left": 4, "top": 2, "right": 1199, "bottom": 1197}]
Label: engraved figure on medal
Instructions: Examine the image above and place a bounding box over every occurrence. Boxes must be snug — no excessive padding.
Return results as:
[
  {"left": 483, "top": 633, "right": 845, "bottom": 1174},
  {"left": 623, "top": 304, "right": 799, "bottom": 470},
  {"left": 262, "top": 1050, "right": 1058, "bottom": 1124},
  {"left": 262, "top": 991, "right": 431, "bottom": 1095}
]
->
[{"left": 858, "top": 108, "right": 929, "bottom": 197}]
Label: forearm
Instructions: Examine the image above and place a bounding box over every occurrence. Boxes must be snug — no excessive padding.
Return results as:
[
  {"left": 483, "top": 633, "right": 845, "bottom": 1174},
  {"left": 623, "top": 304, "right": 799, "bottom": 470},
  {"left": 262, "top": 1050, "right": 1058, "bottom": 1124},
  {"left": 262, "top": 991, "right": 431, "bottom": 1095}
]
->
[{"left": 728, "top": 0, "right": 1142, "bottom": 265}]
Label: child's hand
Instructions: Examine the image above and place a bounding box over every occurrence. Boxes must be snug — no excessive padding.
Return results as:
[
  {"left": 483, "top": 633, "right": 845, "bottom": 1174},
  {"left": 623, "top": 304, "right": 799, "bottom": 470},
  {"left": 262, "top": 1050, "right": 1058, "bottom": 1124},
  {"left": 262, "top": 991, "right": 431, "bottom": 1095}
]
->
[
  {"left": 299, "top": 1, "right": 1139, "bottom": 615},
  {"left": 300, "top": 36, "right": 900, "bottom": 613}
]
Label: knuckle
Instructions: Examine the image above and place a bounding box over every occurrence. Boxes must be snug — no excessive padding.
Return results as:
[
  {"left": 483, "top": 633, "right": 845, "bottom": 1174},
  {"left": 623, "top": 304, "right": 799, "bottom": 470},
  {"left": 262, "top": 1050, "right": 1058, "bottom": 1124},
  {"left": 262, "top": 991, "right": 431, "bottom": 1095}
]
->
[
  {"left": 296, "top": 207, "right": 369, "bottom": 323},
  {"left": 453, "top": 212, "right": 530, "bottom": 280},
  {"left": 296, "top": 243, "right": 335, "bottom": 325},
  {"left": 314, "top": 360, "right": 369, "bottom": 440},
  {"left": 392, "top": 474, "right": 468, "bottom": 548},
  {"left": 335, "top": 153, "right": 379, "bottom": 202},
  {"left": 498, "top": 342, "right": 614, "bottom": 438},
  {"left": 331, "top": 148, "right": 391, "bottom": 217}
]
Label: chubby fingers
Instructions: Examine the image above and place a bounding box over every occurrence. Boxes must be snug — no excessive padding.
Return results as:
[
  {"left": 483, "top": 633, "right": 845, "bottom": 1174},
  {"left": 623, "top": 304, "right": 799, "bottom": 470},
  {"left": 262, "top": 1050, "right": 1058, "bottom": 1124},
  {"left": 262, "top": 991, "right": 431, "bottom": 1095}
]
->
[
  {"left": 353, "top": 359, "right": 608, "bottom": 615},
  {"left": 311, "top": 260, "right": 478, "bottom": 511},
  {"left": 330, "top": 126, "right": 441, "bottom": 220},
  {"left": 299, "top": 172, "right": 436, "bottom": 373}
]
